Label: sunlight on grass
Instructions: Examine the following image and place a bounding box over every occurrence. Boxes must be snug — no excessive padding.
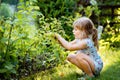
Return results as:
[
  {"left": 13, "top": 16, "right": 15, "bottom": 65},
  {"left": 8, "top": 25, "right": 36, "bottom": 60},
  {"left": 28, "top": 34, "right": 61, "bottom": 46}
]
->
[
  {"left": 21, "top": 47, "right": 120, "bottom": 80},
  {"left": 21, "top": 63, "right": 83, "bottom": 80},
  {"left": 97, "top": 47, "right": 120, "bottom": 80}
]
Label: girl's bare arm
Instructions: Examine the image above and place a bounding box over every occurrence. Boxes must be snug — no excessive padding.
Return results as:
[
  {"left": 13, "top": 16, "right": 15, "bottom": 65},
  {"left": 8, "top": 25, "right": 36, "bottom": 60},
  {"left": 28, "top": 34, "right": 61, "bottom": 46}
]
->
[
  {"left": 55, "top": 34, "right": 87, "bottom": 51},
  {"left": 69, "top": 39, "right": 77, "bottom": 44}
]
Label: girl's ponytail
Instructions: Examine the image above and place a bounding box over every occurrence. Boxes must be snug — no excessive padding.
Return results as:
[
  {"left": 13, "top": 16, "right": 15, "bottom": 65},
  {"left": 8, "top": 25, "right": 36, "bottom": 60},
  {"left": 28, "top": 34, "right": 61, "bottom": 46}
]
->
[{"left": 92, "top": 28, "right": 99, "bottom": 50}]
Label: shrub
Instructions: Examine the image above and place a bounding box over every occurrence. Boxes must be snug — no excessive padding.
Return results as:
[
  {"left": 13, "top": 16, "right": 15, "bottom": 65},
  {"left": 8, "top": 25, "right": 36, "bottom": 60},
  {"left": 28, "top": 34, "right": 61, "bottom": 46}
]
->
[{"left": 0, "top": 3, "right": 14, "bottom": 19}]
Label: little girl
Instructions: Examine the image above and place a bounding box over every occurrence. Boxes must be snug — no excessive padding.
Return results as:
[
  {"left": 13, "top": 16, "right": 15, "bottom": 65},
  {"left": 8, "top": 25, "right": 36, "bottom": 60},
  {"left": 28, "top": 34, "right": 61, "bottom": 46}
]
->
[{"left": 55, "top": 17, "right": 103, "bottom": 78}]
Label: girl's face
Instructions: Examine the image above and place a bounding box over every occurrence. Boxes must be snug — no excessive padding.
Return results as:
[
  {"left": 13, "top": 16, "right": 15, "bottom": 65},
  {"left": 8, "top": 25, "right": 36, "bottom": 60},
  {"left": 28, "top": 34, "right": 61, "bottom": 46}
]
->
[{"left": 73, "top": 27, "right": 81, "bottom": 39}]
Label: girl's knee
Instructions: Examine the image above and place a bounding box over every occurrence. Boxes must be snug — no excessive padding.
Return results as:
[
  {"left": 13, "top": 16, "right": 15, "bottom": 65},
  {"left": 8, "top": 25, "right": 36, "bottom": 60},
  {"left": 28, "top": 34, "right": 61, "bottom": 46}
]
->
[
  {"left": 76, "top": 53, "right": 84, "bottom": 57},
  {"left": 76, "top": 53, "right": 86, "bottom": 62},
  {"left": 67, "top": 54, "right": 76, "bottom": 61},
  {"left": 76, "top": 56, "right": 84, "bottom": 63}
]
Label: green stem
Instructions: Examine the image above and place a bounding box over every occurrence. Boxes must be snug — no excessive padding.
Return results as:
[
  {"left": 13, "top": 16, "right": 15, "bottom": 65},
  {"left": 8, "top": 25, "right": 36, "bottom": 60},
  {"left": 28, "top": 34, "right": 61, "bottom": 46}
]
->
[{"left": 4, "top": 24, "right": 13, "bottom": 60}]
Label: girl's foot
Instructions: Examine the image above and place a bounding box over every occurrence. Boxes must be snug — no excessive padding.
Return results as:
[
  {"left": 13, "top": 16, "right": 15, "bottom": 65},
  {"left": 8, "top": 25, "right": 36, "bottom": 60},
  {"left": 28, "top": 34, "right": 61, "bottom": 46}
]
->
[
  {"left": 83, "top": 74, "right": 94, "bottom": 80},
  {"left": 78, "top": 77, "right": 85, "bottom": 80},
  {"left": 84, "top": 75, "right": 94, "bottom": 80},
  {"left": 77, "top": 72, "right": 95, "bottom": 80},
  {"left": 93, "top": 73, "right": 100, "bottom": 77}
]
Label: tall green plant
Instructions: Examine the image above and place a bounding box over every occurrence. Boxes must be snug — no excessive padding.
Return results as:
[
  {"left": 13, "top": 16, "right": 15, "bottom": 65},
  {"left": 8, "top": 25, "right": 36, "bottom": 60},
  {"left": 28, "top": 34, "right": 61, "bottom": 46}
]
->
[
  {"left": 34, "top": 0, "right": 76, "bottom": 18},
  {"left": 0, "top": 1, "right": 67, "bottom": 79}
]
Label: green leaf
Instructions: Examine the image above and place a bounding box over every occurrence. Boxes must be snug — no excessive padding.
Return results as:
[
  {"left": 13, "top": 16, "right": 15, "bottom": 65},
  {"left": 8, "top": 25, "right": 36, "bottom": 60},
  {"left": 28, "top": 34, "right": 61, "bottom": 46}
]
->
[
  {"left": 10, "top": 68, "right": 16, "bottom": 74},
  {"left": 0, "top": 26, "right": 4, "bottom": 32},
  {"left": 0, "top": 69, "right": 7, "bottom": 73},
  {"left": 5, "top": 63, "right": 14, "bottom": 70}
]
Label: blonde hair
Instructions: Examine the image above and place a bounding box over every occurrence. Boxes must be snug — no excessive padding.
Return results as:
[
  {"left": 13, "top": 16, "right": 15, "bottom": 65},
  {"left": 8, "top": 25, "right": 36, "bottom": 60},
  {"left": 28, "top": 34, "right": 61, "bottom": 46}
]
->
[{"left": 73, "top": 17, "right": 99, "bottom": 49}]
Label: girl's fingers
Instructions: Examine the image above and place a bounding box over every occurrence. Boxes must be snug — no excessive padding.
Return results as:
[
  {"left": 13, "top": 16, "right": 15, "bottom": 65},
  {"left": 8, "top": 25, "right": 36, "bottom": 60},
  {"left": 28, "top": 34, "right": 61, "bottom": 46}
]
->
[{"left": 54, "top": 33, "right": 58, "bottom": 39}]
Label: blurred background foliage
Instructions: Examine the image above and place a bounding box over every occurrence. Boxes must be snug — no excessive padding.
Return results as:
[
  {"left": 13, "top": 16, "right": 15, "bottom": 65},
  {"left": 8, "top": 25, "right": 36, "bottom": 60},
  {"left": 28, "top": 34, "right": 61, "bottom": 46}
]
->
[
  {"left": 0, "top": 0, "right": 120, "bottom": 79},
  {"left": 96, "top": 0, "right": 120, "bottom": 5},
  {"left": 0, "top": 3, "right": 14, "bottom": 19}
]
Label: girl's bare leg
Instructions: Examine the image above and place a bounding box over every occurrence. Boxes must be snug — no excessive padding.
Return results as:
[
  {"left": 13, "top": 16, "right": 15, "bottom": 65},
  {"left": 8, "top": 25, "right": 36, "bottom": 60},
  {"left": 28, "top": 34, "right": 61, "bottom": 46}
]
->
[
  {"left": 67, "top": 53, "right": 95, "bottom": 77},
  {"left": 67, "top": 54, "right": 83, "bottom": 69},
  {"left": 76, "top": 53, "right": 95, "bottom": 74}
]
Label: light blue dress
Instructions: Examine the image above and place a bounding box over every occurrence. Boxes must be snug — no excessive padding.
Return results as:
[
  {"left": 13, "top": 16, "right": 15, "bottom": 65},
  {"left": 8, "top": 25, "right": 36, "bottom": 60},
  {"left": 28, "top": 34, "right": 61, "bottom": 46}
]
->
[{"left": 77, "top": 38, "right": 103, "bottom": 75}]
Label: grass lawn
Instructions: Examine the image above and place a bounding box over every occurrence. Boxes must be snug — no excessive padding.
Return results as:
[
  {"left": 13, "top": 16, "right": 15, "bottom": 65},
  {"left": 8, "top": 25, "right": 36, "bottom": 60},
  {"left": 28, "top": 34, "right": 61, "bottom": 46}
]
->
[{"left": 21, "top": 47, "right": 120, "bottom": 80}]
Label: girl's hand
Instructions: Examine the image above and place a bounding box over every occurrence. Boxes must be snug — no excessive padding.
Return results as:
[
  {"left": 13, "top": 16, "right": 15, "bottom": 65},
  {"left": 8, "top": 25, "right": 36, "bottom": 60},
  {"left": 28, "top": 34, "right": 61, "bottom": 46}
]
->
[
  {"left": 54, "top": 33, "right": 60, "bottom": 39},
  {"left": 54, "top": 33, "right": 62, "bottom": 44},
  {"left": 55, "top": 33, "right": 62, "bottom": 40}
]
